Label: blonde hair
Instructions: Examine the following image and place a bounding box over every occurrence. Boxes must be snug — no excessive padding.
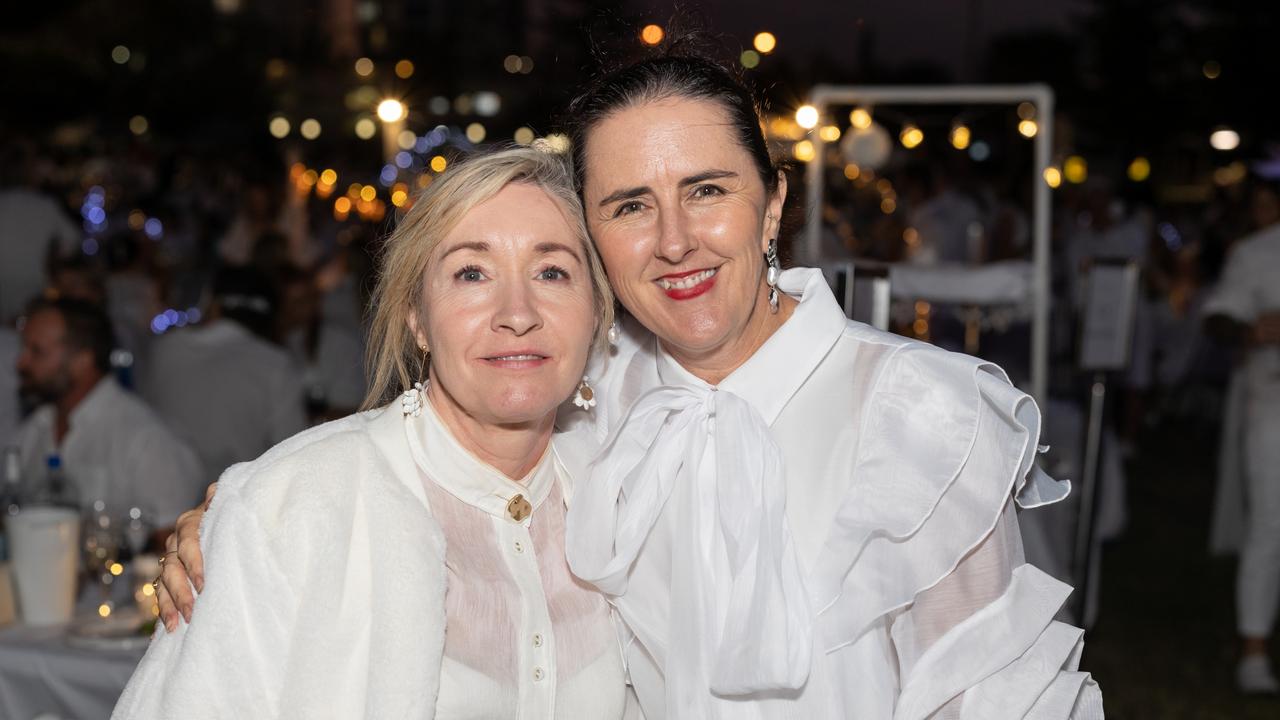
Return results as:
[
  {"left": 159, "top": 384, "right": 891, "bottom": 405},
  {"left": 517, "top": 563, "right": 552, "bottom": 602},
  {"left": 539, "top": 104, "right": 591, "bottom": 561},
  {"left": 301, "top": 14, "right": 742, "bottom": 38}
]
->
[{"left": 362, "top": 145, "right": 614, "bottom": 410}]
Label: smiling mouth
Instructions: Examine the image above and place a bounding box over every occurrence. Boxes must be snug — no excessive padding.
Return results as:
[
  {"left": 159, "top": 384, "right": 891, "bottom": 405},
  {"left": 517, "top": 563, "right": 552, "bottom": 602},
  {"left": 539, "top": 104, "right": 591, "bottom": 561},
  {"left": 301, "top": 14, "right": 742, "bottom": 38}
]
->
[
  {"left": 484, "top": 354, "right": 546, "bottom": 361},
  {"left": 656, "top": 267, "right": 718, "bottom": 291}
]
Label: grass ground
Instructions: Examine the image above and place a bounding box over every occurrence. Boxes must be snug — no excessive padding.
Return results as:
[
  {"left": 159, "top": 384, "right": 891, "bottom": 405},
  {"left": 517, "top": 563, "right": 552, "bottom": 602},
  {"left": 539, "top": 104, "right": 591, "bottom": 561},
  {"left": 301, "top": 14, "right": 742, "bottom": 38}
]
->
[{"left": 1082, "top": 415, "right": 1280, "bottom": 719}]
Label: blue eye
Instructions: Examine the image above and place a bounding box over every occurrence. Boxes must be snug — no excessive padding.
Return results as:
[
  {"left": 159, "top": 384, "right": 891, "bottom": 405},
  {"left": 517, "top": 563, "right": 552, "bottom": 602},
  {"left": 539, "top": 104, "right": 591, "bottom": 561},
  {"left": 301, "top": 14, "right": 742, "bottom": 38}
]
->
[
  {"left": 539, "top": 265, "right": 570, "bottom": 281},
  {"left": 455, "top": 266, "right": 485, "bottom": 282}
]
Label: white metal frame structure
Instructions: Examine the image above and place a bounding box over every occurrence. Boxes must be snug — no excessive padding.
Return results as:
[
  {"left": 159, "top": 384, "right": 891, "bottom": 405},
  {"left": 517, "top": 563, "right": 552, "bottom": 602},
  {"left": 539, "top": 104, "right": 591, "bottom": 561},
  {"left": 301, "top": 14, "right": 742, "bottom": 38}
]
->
[{"left": 802, "top": 84, "right": 1055, "bottom": 407}]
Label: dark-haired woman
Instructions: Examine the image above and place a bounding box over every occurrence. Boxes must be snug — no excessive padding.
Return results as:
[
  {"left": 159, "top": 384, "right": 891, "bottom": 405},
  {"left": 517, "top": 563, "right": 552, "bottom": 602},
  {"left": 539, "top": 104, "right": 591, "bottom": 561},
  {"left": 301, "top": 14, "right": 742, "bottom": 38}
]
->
[
  {"left": 157, "top": 53, "right": 1102, "bottom": 720},
  {"left": 553, "top": 55, "right": 1100, "bottom": 720}
]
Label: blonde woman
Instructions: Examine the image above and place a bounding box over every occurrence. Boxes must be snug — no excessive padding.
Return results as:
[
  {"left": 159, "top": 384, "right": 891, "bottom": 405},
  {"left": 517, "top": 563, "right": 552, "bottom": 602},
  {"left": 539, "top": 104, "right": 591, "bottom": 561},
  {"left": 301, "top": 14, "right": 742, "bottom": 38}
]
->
[{"left": 112, "top": 146, "right": 629, "bottom": 719}]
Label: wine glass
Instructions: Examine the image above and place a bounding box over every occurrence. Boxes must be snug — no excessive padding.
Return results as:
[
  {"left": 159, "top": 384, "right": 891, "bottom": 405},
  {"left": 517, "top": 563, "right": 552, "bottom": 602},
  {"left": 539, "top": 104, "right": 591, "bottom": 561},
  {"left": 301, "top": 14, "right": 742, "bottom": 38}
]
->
[
  {"left": 122, "top": 505, "right": 152, "bottom": 560},
  {"left": 81, "top": 500, "right": 120, "bottom": 615}
]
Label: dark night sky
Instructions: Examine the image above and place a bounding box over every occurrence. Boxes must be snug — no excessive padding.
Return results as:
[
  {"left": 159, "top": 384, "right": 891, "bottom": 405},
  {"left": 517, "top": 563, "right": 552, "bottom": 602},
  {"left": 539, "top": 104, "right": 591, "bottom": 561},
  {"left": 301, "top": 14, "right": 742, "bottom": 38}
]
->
[{"left": 631, "top": 0, "right": 1088, "bottom": 74}]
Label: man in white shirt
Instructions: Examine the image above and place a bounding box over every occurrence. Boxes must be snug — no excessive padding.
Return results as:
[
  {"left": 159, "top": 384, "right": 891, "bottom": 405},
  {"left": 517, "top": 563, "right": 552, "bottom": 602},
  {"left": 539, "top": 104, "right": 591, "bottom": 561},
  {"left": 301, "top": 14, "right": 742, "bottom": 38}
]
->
[
  {"left": 1204, "top": 185, "right": 1280, "bottom": 694},
  {"left": 11, "top": 298, "right": 203, "bottom": 532},
  {"left": 140, "top": 267, "right": 307, "bottom": 488}
]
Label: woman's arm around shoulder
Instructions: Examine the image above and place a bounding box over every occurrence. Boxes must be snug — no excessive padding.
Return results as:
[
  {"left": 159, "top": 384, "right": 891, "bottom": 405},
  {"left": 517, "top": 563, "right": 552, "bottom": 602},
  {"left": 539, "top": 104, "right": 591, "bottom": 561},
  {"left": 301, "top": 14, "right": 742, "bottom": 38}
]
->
[{"left": 112, "top": 462, "right": 297, "bottom": 719}]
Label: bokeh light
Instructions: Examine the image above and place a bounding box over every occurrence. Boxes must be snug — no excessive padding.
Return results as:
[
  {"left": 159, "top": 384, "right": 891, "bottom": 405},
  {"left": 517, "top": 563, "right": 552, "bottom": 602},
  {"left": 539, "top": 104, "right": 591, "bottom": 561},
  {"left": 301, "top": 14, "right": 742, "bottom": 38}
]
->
[
  {"left": 268, "top": 116, "right": 290, "bottom": 138},
  {"left": 795, "top": 105, "right": 819, "bottom": 130},
  {"left": 395, "top": 59, "right": 415, "bottom": 79},
  {"left": 641, "top": 24, "right": 665, "bottom": 45},
  {"left": 1210, "top": 127, "right": 1240, "bottom": 151},
  {"left": 354, "top": 57, "right": 374, "bottom": 77},
  {"left": 474, "top": 92, "right": 501, "bottom": 117},
  {"left": 1127, "top": 157, "right": 1151, "bottom": 182},
  {"left": 354, "top": 117, "right": 377, "bottom": 140},
  {"left": 1064, "top": 156, "right": 1088, "bottom": 184},
  {"left": 753, "top": 32, "right": 777, "bottom": 54},
  {"left": 950, "top": 124, "right": 971, "bottom": 150},
  {"left": 849, "top": 108, "right": 873, "bottom": 130},
  {"left": 793, "top": 140, "right": 815, "bottom": 162},
  {"left": 300, "top": 119, "right": 321, "bottom": 140},
  {"left": 377, "top": 99, "right": 406, "bottom": 123},
  {"left": 900, "top": 124, "right": 924, "bottom": 149}
]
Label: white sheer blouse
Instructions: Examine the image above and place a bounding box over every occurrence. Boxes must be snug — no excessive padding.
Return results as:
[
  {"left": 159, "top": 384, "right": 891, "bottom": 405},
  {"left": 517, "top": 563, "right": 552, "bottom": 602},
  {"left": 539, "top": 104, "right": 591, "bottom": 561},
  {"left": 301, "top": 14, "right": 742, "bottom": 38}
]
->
[
  {"left": 406, "top": 399, "right": 627, "bottom": 720},
  {"left": 561, "top": 268, "right": 1103, "bottom": 719}
]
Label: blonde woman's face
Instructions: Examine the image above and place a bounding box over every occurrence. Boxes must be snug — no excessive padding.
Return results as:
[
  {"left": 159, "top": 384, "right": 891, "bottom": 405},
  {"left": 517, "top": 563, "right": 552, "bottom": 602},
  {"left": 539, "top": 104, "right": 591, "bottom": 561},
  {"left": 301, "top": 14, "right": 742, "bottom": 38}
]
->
[{"left": 414, "top": 182, "right": 596, "bottom": 426}]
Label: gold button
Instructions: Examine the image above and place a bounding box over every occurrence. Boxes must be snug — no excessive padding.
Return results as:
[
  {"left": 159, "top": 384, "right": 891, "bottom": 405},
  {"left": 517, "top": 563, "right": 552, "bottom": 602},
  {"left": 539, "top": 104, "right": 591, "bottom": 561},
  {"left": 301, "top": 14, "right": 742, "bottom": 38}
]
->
[{"left": 506, "top": 494, "right": 532, "bottom": 522}]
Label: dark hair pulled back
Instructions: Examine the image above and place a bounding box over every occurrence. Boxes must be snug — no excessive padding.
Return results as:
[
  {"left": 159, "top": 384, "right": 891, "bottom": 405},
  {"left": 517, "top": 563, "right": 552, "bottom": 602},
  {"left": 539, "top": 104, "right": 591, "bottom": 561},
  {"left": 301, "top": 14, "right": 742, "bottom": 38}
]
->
[{"left": 562, "top": 31, "right": 781, "bottom": 200}]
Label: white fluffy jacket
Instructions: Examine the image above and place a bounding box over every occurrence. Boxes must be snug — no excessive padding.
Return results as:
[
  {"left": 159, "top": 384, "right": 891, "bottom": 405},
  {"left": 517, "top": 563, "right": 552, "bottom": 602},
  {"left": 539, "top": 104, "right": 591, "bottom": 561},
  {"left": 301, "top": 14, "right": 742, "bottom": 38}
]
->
[{"left": 113, "top": 405, "right": 448, "bottom": 719}]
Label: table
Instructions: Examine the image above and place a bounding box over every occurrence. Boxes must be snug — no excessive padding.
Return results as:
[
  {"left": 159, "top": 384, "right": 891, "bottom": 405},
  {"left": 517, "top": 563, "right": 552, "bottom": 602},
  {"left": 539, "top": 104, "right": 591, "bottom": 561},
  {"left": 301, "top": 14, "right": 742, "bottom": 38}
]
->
[{"left": 0, "top": 618, "right": 147, "bottom": 720}]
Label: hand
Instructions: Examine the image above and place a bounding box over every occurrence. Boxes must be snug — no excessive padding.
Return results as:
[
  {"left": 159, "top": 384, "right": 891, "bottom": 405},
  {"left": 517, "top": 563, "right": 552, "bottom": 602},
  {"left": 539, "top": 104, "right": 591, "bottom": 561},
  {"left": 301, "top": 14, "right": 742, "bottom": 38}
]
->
[{"left": 155, "top": 482, "right": 216, "bottom": 632}]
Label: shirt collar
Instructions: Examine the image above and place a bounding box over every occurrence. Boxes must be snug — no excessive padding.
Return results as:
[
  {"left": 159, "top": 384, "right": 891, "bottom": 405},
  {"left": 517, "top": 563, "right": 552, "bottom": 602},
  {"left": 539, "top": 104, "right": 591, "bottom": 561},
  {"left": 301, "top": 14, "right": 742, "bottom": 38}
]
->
[
  {"left": 654, "top": 267, "right": 848, "bottom": 425},
  {"left": 404, "top": 390, "right": 558, "bottom": 525}
]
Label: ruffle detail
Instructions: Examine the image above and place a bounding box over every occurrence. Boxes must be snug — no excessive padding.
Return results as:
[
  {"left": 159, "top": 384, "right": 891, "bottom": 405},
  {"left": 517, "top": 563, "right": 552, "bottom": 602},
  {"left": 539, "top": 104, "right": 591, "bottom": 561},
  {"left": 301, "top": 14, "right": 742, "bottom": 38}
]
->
[
  {"left": 894, "top": 564, "right": 1102, "bottom": 720},
  {"left": 808, "top": 340, "right": 1072, "bottom": 649}
]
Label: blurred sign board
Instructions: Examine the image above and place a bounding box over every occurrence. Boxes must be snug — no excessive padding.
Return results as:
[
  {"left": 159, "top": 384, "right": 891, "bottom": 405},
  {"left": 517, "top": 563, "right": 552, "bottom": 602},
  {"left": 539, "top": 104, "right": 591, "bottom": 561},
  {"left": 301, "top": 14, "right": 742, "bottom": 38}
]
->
[{"left": 1078, "top": 260, "right": 1140, "bottom": 371}]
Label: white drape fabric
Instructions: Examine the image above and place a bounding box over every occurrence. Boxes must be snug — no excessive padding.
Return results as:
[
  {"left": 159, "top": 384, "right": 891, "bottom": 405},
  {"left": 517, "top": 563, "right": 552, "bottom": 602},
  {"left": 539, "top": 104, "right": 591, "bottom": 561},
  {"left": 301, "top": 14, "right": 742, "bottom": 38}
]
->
[{"left": 567, "top": 383, "right": 812, "bottom": 699}]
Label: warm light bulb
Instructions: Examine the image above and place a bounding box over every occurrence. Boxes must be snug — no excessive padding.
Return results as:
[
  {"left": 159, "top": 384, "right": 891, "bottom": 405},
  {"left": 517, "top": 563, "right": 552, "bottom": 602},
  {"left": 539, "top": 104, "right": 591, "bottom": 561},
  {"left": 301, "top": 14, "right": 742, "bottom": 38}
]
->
[{"left": 377, "top": 99, "right": 406, "bottom": 123}]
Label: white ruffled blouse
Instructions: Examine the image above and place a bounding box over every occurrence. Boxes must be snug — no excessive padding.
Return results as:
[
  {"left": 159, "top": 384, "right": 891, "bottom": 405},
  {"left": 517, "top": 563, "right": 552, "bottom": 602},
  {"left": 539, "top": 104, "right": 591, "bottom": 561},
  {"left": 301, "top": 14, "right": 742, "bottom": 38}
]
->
[{"left": 559, "top": 268, "right": 1103, "bottom": 719}]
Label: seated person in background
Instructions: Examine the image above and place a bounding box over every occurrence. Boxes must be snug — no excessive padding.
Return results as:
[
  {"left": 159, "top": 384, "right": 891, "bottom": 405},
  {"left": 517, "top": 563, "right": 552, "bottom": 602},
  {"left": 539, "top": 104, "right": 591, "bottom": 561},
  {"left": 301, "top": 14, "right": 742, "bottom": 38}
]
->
[
  {"left": 140, "top": 267, "right": 306, "bottom": 488},
  {"left": 11, "top": 297, "right": 202, "bottom": 533}
]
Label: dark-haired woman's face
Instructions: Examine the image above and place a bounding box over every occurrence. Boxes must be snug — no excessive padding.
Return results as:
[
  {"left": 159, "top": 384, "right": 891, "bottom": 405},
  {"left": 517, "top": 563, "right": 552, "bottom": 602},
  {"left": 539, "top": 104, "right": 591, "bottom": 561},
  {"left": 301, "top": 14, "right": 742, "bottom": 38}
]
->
[{"left": 581, "top": 97, "right": 785, "bottom": 365}]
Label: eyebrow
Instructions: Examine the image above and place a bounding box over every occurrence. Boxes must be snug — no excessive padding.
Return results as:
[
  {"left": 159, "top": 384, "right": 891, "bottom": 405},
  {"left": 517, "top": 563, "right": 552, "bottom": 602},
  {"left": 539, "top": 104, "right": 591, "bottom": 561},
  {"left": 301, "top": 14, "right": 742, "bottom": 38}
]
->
[
  {"left": 438, "top": 241, "right": 489, "bottom": 261},
  {"left": 438, "top": 240, "right": 582, "bottom": 263},
  {"left": 596, "top": 169, "right": 739, "bottom": 207},
  {"left": 535, "top": 241, "right": 583, "bottom": 262}
]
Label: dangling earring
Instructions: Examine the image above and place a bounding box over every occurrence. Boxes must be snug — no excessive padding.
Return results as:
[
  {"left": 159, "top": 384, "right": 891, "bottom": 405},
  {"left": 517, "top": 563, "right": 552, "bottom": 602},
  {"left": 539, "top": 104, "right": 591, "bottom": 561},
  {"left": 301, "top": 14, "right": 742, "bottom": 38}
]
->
[
  {"left": 573, "top": 376, "right": 596, "bottom": 410},
  {"left": 765, "top": 237, "right": 781, "bottom": 313},
  {"left": 401, "top": 346, "right": 429, "bottom": 417},
  {"left": 607, "top": 322, "right": 620, "bottom": 346}
]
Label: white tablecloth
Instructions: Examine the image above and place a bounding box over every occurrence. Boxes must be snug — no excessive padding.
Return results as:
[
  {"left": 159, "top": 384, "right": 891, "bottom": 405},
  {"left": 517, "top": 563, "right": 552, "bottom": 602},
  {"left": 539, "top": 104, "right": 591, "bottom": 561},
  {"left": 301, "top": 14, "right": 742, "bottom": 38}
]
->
[{"left": 0, "top": 620, "right": 145, "bottom": 720}]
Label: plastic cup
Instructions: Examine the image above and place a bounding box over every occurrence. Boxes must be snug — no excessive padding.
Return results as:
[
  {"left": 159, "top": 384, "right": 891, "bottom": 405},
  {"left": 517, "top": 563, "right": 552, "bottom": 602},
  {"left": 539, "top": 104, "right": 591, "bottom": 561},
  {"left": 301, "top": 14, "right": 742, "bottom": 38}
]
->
[{"left": 8, "top": 506, "right": 81, "bottom": 626}]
